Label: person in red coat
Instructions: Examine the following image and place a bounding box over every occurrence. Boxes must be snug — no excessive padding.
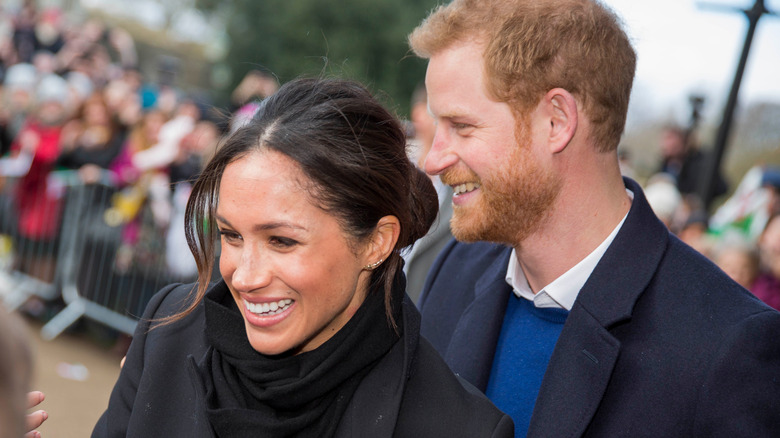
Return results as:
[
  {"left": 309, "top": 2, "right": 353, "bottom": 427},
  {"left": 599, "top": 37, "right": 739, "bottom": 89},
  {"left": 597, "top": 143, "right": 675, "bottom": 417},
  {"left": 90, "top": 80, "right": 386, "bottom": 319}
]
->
[{"left": 7, "top": 73, "right": 68, "bottom": 282}]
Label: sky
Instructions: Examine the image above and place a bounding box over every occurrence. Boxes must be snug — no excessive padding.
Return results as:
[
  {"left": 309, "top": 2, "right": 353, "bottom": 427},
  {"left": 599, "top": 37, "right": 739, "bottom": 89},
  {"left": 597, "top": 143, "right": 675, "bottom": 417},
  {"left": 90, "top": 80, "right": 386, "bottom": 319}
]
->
[{"left": 602, "top": 0, "right": 780, "bottom": 126}]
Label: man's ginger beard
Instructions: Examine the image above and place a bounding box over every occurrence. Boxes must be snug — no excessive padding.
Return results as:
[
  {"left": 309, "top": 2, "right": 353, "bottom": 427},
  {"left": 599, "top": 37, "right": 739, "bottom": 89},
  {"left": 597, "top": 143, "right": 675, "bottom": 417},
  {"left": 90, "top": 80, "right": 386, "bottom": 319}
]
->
[{"left": 443, "top": 119, "right": 562, "bottom": 247}]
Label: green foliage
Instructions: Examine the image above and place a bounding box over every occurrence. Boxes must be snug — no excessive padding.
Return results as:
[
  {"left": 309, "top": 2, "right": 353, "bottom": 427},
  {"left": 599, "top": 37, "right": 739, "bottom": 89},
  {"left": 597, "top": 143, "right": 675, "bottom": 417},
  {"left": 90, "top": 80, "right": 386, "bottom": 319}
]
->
[{"left": 199, "top": 0, "right": 441, "bottom": 116}]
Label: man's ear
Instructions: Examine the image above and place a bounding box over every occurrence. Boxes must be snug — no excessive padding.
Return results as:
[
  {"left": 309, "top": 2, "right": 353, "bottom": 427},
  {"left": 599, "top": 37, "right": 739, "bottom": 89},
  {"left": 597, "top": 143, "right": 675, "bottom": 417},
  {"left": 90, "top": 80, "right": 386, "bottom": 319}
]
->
[
  {"left": 543, "top": 88, "right": 578, "bottom": 154},
  {"left": 363, "top": 215, "right": 400, "bottom": 270}
]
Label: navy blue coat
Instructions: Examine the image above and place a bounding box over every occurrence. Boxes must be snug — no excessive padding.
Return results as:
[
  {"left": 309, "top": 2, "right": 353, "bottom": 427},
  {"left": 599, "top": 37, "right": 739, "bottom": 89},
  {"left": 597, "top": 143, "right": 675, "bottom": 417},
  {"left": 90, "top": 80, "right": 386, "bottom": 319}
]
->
[{"left": 419, "top": 178, "right": 780, "bottom": 437}]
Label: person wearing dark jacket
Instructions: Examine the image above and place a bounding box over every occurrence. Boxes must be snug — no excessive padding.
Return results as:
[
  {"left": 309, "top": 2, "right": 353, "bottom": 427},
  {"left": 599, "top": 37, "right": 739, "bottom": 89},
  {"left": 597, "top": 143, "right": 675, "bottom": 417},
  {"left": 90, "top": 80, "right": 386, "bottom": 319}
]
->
[
  {"left": 92, "top": 78, "right": 513, "bottom": 438},
  {"left": 408, "top": 0, "right": 780, "bottom": 436},
  {"left": 418, "top": 178, "right": 780, "bottom": 437}
]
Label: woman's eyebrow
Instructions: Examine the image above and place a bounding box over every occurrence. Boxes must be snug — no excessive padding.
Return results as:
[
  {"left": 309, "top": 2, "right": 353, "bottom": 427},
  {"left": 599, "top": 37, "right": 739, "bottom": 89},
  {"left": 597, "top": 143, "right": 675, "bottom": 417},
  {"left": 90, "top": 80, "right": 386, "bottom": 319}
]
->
[{"left": 215, "top": 214, "right": 306, "bottom": 232}]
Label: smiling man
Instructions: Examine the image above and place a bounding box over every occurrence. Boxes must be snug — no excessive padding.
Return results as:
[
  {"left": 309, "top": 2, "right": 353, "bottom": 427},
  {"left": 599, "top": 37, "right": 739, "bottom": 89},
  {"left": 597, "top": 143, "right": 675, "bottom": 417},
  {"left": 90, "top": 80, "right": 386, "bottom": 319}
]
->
[{"left": 409, "top": 0, "right": 780, "bottom": 436}]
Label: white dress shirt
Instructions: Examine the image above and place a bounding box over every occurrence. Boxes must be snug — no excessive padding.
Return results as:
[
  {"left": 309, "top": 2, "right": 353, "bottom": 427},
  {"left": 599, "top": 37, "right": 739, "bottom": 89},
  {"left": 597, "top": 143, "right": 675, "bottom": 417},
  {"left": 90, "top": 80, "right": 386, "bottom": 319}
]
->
[{"left": 506, "top": 190, "right": 634, "bottom": 310}]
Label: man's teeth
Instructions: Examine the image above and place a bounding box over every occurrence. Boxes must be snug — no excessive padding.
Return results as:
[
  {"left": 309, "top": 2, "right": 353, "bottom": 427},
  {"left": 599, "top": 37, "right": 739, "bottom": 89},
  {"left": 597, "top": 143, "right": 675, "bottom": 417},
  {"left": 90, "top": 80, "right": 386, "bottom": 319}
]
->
[
  {"left": 453, "top": 182, "right": 481, "bottom": 196},
  {"left": 244, "top": 298, "right": 293, "bottom": 315}
]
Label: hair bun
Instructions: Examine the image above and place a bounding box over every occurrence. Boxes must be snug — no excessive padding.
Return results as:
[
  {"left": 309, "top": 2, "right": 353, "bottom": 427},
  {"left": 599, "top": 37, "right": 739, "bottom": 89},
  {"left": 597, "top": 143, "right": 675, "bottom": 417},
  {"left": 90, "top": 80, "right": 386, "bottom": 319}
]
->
[{"left": 406, "top": 166, "right": 439, "bottom": 245}]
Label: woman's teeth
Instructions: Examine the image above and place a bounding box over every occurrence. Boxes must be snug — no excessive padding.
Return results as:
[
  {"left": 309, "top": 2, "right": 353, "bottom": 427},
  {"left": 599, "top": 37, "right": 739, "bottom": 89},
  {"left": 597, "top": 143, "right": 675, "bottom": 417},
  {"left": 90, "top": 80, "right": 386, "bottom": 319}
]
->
[{"left": 244, "top": 298, "right": 293, "bottom": 316}]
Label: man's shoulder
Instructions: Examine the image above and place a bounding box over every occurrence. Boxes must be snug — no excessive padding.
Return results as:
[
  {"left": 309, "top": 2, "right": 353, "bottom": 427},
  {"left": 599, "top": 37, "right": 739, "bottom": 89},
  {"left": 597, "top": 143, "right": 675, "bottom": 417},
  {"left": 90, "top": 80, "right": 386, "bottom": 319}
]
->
[
  {"left": 659, "top": 237, "right": 757, "bottom": 302},
  {"left": 637, "top": 234, "right": 779, "bottom": 334},
  {"left": 445, "top": 239, "right": 509, "bottom": 255},
  {"left": 421, "top": 239, "right": 510, "bottom": 306},
  {"left": 435, "top": 239, "right": 511, "bottom": 272},
  {"left": 418, "top": 240, "right": 513, "bottom": 358}
]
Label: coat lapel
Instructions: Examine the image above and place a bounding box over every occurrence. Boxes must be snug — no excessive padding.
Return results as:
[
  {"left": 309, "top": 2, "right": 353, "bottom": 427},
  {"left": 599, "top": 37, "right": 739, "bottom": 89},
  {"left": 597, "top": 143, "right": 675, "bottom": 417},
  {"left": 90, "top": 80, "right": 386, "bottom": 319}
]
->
[
  {"left": 528, "top": 178, "right": 670, "bottom": 437},
  {"left": 527, "top": 304, "right": 621, "bottom": 437},
  {"left": 336, "top": 296, "right": 421, "bottom": 438},
  {"left": 444, "top": 247, "right": 513, "bottom": 391}
]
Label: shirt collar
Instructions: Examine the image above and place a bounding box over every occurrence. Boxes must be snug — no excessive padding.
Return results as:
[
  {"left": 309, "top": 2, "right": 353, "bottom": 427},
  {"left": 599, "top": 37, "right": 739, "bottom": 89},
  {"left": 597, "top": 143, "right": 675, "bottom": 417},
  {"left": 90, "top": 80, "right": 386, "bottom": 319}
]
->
[{"left": 505, "top": 189, "right": 634, "bottom": 310}]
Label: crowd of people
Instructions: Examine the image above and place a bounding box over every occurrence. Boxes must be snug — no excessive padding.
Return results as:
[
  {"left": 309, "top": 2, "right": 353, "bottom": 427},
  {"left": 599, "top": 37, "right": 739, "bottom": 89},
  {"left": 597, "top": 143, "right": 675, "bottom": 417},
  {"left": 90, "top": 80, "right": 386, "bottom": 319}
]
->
[
  {"left": 640, "top": 124, "right": 780, "bottom": 312},
  {"left": 0, "top": 1, "right": 231, "bottom": 300}
]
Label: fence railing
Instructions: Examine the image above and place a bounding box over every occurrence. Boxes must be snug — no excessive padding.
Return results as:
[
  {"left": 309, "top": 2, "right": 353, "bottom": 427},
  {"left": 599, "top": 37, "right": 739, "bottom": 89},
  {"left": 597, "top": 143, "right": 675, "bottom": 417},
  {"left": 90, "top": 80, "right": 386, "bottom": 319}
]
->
[{"left": 1, "top": 170, "right": 192, "bottom": 340}]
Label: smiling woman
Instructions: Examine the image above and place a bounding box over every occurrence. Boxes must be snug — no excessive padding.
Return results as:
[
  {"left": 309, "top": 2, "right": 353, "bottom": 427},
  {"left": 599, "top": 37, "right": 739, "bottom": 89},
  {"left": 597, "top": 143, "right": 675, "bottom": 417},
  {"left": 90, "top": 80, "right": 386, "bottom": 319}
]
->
[{"left": 91, "top": 78, "right": 514, "bottom": 437}]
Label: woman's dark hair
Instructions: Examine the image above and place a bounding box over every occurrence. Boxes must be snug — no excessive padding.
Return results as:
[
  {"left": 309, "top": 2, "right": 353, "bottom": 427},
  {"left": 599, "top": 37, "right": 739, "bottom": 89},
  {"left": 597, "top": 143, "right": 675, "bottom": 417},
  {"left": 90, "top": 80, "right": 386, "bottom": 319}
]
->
[{"left": 165, "top": 78, "right": 438, "bottom": 326}]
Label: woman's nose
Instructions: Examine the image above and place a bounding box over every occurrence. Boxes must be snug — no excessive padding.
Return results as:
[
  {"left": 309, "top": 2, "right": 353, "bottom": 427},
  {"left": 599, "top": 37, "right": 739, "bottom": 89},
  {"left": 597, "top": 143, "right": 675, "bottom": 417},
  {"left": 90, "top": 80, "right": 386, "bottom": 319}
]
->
[{"left": 229, "top": 248, "right": 272, "bottom": 292}]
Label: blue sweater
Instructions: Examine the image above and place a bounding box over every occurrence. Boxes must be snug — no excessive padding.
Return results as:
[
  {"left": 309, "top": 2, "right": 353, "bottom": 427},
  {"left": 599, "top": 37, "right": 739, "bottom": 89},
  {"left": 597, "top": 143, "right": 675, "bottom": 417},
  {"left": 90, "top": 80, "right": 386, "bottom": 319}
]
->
[{"left": 486, "top": 295, "right": 569, "bottom": 437}]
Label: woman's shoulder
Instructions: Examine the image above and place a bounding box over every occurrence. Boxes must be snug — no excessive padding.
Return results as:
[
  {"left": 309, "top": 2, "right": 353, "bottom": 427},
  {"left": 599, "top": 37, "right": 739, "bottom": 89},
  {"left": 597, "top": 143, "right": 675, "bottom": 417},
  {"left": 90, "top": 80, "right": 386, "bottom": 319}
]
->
[
  {"left": 144, "top": 282, "right": 200, "bottom": 318},
  {"left": 395, "top": 336, "right": 514, "bottom": 437},
  {"left": 134, "top": 282, "right": 208, "bottom": 341},
  {"left": 128, "top": 282, "right": 210, "bottom": 369}
]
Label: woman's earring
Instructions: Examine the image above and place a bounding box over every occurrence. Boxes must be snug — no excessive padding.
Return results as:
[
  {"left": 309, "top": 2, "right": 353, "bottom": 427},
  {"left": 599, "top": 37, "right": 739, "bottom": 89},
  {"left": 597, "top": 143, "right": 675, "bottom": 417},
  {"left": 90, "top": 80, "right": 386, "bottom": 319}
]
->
[{"left": 363, "top": 259, "right": 384, "bottom": 270}]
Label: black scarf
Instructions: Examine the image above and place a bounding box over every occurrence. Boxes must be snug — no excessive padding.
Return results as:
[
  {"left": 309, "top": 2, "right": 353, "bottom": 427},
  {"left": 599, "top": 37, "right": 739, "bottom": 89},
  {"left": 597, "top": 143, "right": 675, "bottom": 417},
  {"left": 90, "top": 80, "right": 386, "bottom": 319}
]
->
[{"left": 189, "top": 278, "right": 404, "bottom": 437}]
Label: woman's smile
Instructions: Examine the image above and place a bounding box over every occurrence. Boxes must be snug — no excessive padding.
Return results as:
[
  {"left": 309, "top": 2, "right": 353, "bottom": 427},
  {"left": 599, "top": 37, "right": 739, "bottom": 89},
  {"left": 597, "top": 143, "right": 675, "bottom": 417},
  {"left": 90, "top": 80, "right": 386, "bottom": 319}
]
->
[{"left": 240, "top": 297, "right": 296, "bottom": 328}]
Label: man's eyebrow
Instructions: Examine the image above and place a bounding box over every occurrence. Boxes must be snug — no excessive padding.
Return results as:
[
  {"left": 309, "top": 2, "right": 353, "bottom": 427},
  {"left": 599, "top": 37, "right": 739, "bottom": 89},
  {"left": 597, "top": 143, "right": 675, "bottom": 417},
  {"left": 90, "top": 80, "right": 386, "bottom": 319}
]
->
[{"left": 437, "top": 108, "right": 479, "bottom": 122}]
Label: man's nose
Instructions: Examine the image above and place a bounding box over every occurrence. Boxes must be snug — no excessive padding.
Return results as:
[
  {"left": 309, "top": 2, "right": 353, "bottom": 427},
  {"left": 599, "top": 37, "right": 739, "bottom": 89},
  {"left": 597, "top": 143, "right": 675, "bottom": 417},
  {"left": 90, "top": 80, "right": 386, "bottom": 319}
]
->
[{"left": 424, "top": 126, "right": 458, "bottom": 176}]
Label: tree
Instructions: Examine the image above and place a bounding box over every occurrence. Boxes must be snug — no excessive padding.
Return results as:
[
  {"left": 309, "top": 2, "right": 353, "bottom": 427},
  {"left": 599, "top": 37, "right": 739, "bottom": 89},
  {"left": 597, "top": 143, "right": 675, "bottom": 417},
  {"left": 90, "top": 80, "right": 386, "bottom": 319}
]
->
[{"left": 198, "top": 0, "right": 440, "bottom": 116}]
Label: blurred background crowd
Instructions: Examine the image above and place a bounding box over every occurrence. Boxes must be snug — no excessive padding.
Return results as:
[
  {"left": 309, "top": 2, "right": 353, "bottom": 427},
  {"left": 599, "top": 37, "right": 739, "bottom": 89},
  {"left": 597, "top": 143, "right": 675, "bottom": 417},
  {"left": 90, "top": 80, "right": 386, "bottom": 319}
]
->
[
  {"left": 639, "top": 125, "right": 780, "bottom": 312},
  {"left": 0, "top": 0, "right": 779, "bottom": 435},
  {"left": 0, "top": 0, "right": 233, "bottom": 331}
]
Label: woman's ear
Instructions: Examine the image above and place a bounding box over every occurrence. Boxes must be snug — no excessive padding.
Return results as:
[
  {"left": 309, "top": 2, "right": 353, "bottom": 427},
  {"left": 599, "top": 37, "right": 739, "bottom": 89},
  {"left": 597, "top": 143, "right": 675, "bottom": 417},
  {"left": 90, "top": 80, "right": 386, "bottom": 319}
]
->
[{"left": 363, "top": 215, "right": 400, "bottom": 270}]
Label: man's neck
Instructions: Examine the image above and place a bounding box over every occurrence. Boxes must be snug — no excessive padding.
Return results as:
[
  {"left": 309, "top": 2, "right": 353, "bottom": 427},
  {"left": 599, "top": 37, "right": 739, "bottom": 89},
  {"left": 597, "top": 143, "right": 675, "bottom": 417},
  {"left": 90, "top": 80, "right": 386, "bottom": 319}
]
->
[{"left": 514, "top": 175, "right": 631, "bottom": 293}]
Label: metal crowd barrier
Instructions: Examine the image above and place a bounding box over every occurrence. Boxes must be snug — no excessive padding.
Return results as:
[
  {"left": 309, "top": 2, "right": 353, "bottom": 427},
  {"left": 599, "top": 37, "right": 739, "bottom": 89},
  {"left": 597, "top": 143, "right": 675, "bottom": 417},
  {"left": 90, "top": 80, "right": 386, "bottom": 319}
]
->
[
  {"left": 1, "top": 170, "right": 187, "bottom": 340},
  {"left": 0, "top": 173, "right": 62, "bottom": 311}
]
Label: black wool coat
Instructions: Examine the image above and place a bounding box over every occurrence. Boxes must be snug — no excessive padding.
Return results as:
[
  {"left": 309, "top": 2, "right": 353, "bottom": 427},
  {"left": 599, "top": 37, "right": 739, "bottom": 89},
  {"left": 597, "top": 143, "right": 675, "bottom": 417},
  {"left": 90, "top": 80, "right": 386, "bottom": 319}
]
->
[{"left": 92, "top": 282, "right": 513, "bottom": 438}]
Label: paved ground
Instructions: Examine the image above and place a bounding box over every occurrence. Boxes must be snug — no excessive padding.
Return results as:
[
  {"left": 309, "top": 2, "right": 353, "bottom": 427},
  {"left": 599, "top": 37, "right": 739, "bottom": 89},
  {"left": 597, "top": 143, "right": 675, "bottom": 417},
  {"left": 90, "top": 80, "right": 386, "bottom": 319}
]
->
[{"left": 23, "top": 316, "right": 124, "bottom": 438}]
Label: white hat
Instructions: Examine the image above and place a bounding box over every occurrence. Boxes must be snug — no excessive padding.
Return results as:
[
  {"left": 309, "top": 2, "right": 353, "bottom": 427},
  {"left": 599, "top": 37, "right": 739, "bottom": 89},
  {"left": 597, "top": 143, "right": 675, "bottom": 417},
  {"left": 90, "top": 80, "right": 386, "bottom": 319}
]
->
[
  {"left": 645, "top": 179, "right": 682, "bottom": 223},
  {"left": 36, "top": 73, "right": 69, "bottom": 105},
  {"left": 4, "top": 63, "right": 37, "bottom": 91}
]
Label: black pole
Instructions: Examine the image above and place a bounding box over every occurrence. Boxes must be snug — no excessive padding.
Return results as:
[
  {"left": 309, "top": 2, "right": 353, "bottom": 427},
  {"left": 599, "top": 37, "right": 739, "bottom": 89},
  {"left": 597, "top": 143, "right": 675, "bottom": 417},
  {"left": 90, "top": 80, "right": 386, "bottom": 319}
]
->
[{"left": 698, "top": 0, "right": 771, "bottom": 209}]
